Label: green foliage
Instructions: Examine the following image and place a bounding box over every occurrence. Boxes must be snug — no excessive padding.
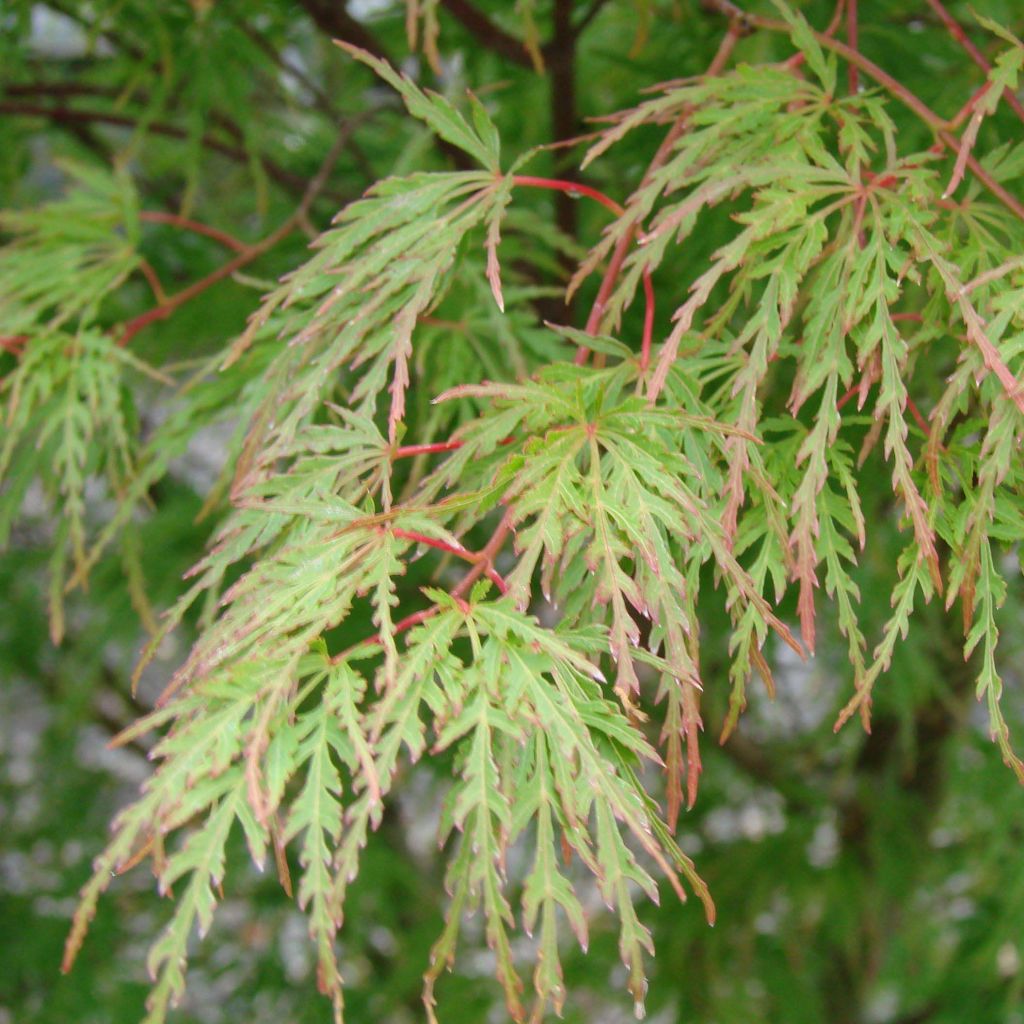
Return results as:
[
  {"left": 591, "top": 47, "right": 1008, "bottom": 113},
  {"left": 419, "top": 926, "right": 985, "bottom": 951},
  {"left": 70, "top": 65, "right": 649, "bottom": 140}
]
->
[{"left": 4, "top": 2, "right": 1024, "bottom": 1023}]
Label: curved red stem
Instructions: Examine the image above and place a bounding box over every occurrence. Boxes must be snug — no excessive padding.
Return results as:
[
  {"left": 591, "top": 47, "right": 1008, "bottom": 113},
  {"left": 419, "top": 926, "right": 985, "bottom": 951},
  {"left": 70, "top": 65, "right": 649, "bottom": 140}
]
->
[
  {"left": 140, "top": 210, "right": 247, "bottom": 253},
  {"left": 511, "top": 175, "right": 625, "bottom": 216}
]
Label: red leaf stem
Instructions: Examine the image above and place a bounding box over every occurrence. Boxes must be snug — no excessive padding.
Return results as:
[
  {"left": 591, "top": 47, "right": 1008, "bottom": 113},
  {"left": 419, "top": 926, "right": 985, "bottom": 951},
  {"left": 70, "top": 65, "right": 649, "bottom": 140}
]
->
[
  {"left": 392, "top": 439, "right": 465, "bottom": 459},
  {"left": 837, "top": 383, "right": 931, "bottom": 434},
  {"left": 332, "top": 607, "right": 437, "bottom": 661},
  {"left": 391, "top": 434, "right": 518, "bottom": 461},
  {"left": 511, "top": 175, "right": 625, "bottom": 216},
  {"left": 511, "top": 174, "right": 658, "bottom": 371},
  {"left": 390, "top": 526, "right": 509, "bottom": 594},
  {"left": 334, "top": 513, "right": 514, "bottom": 663}
]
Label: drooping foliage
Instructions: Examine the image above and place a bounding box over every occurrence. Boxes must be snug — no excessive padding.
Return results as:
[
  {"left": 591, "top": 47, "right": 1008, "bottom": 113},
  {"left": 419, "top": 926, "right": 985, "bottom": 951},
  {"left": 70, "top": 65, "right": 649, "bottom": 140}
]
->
[{"left": 3, "top": 2, "right": 1024, "bottom": 1022}]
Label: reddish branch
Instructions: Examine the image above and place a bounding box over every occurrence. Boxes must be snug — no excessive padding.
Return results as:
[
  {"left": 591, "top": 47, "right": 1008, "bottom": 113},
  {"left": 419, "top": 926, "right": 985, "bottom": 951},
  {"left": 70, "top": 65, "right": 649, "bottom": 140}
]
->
[
  {"left": 845, "top": 0, "right": 859, "bottom": 94},
  {"left": 837, "top": 383, "right": 931, "bottom": 434},
  {"left": 392, "top": 439, "right": 465, "bottom": 459},
  {"left": 451, "top": 511, "right": 513, "bottom": 600},
  {"left": 924, "top": 0, "right": 1024, "bottom": 126},
  {"left": 117, "top": 226, "right": 293, "bottom": 346},
  {"left": 511, "top": 175, "right": 657, "bottom": 368},
  {"left": 390, "top": 527, "right": 508, "bottom": 594},
  {"left": 139, "top": 210, "right": 247, "bottom": 253},
  {"left": 331, "top": 607, "right": 438, "bottom": 663},
  {"left": 391, "top": 435, "right": 517, "bottom": 462},
  {"left": 946, "top": 81, "right": 993, "bottom": 132},
  {"left": 136, "top": 259, "right": 167, "bottom": 303},
  {"left": 334, "top": 514, "right": 512, "bottom": 662},
  {"left": 570, "top": 18, "right": 744, "bottom": 368},
  {"left": 117, "top": 123, "right": 351, "bottom": 347},
  {"left": 511, "top": 175, "right": 624, "bottom": 216},
  {"left": 346, "top": 24, "right": 747, "bottom": 674}
]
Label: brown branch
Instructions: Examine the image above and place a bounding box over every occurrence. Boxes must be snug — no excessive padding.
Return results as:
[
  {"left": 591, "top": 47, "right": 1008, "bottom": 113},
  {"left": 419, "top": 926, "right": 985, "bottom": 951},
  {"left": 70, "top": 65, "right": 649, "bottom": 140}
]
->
[
  {"left": 139, "top": 210, "right": 247, "bottom": 253},
  {"left": 404, "top": 27, "right": 747, "bottom": 687},
  {"left": 117, "top": 124, "right": 352, "bottom": 347},
  {"left": 438, "top": 0, "right": 534, "bottom": 67},
  {"left": 3, "top": 82, "right": 124, "bottom": 101},
  {"left": 573, "top": 0, "right": 614, "bottom": 37},
  {"left": 846, "top": 0, "right": 859, "bottom": 94},
  {"left": 0, "top": 101, "right": 330, "bottom": 200},
  {"left": 235, "top": 22, "right": 339, "bottom": 118},
  {"left": 298, "top": 0, "right": 393, "bottom": 60}
]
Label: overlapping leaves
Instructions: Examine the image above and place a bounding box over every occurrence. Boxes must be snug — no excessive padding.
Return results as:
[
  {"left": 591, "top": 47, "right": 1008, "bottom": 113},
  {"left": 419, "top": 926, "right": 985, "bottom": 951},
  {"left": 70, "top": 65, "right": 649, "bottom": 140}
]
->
[{"left": 41, "top": 8, "right": 1024, "bottom": 1024}]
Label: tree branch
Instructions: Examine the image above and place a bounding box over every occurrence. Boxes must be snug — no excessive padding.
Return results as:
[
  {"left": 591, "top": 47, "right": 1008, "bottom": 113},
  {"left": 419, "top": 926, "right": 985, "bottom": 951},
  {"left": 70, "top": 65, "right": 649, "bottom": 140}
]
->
[
  {"left": 297, "top": 0, "right": 393, "bottom": 61},
  {"left": 139, "top": 211, "right": 247, "bottom": 253},
  {"left": 924, "top": 0, "right": 1024, "bottom": 126},
  {"left": 0, "top": 101, "right": 334, "bottom": 201},
  {"left": 573, "top": 0, "right": 614, "bottom": 37},
  {"left": 438, "top": 0, "right": 533, "bottom": 67},
  {"left": 118, "top": 124, "right": 352, "bottom": 347}
]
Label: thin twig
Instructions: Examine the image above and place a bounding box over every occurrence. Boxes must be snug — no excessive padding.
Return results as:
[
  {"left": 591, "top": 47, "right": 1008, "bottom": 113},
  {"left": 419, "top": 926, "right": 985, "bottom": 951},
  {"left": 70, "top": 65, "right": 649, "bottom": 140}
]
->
[
  {"left": 452, "top": 510, "right": 513, "bottom": 599},
  {"left": 846, "top": 0, "right": 859, "bottom": 94},
  {"left": 924, "top": 0, "right": 1024, "bottom": 126},
  {"left": 512, "top": 175, "right": 657, "bottom": 366},
  {"left": 549, "top": 0, "right": 581, "bottom": 248},
  {"left": 136, "top": 259, "right": 167, "bottom": 303},
  {"left": 298, "top": 0, "right": 393, "bottom": 60},
  {"left": 572, "top": 20, "right": 743, "bottom": 367},
  {"left": 512, "top": 175, "right": 624, "bottom": 216},
  {"left": 333, "top": 511, "right": 514, "bottom": 662},
  {"left": 0, "top": 102, "right": 328, "bottom": 200},
  {"left": 118, "top": 123, "right": 352, "bottom": 347},
  {"left": 962, "top": 255, "right": 1024, "bottom": 296},
  {"left": 331, "top": 607, "right": 438, "bottom": 663},
  {"left": 117, "top": 222, "right": 295, "bottom": 347},
  {"left": 393, "top": 439, "right": 465, "bottom": 459},
  {"left": 139, "top": 210, "right": 247, "bottom": 252},
  {"left": 837, "top": 383, "right": 930, "bottom": 434},
  {"left": 391, "top": 527, "right": 509, "bottom": 594},
  {"left": 573, "top": 0, "right": 613, "bottom": 37},
  {"left": 438, "top": 0, "right": 534, "bottom": 68}
]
